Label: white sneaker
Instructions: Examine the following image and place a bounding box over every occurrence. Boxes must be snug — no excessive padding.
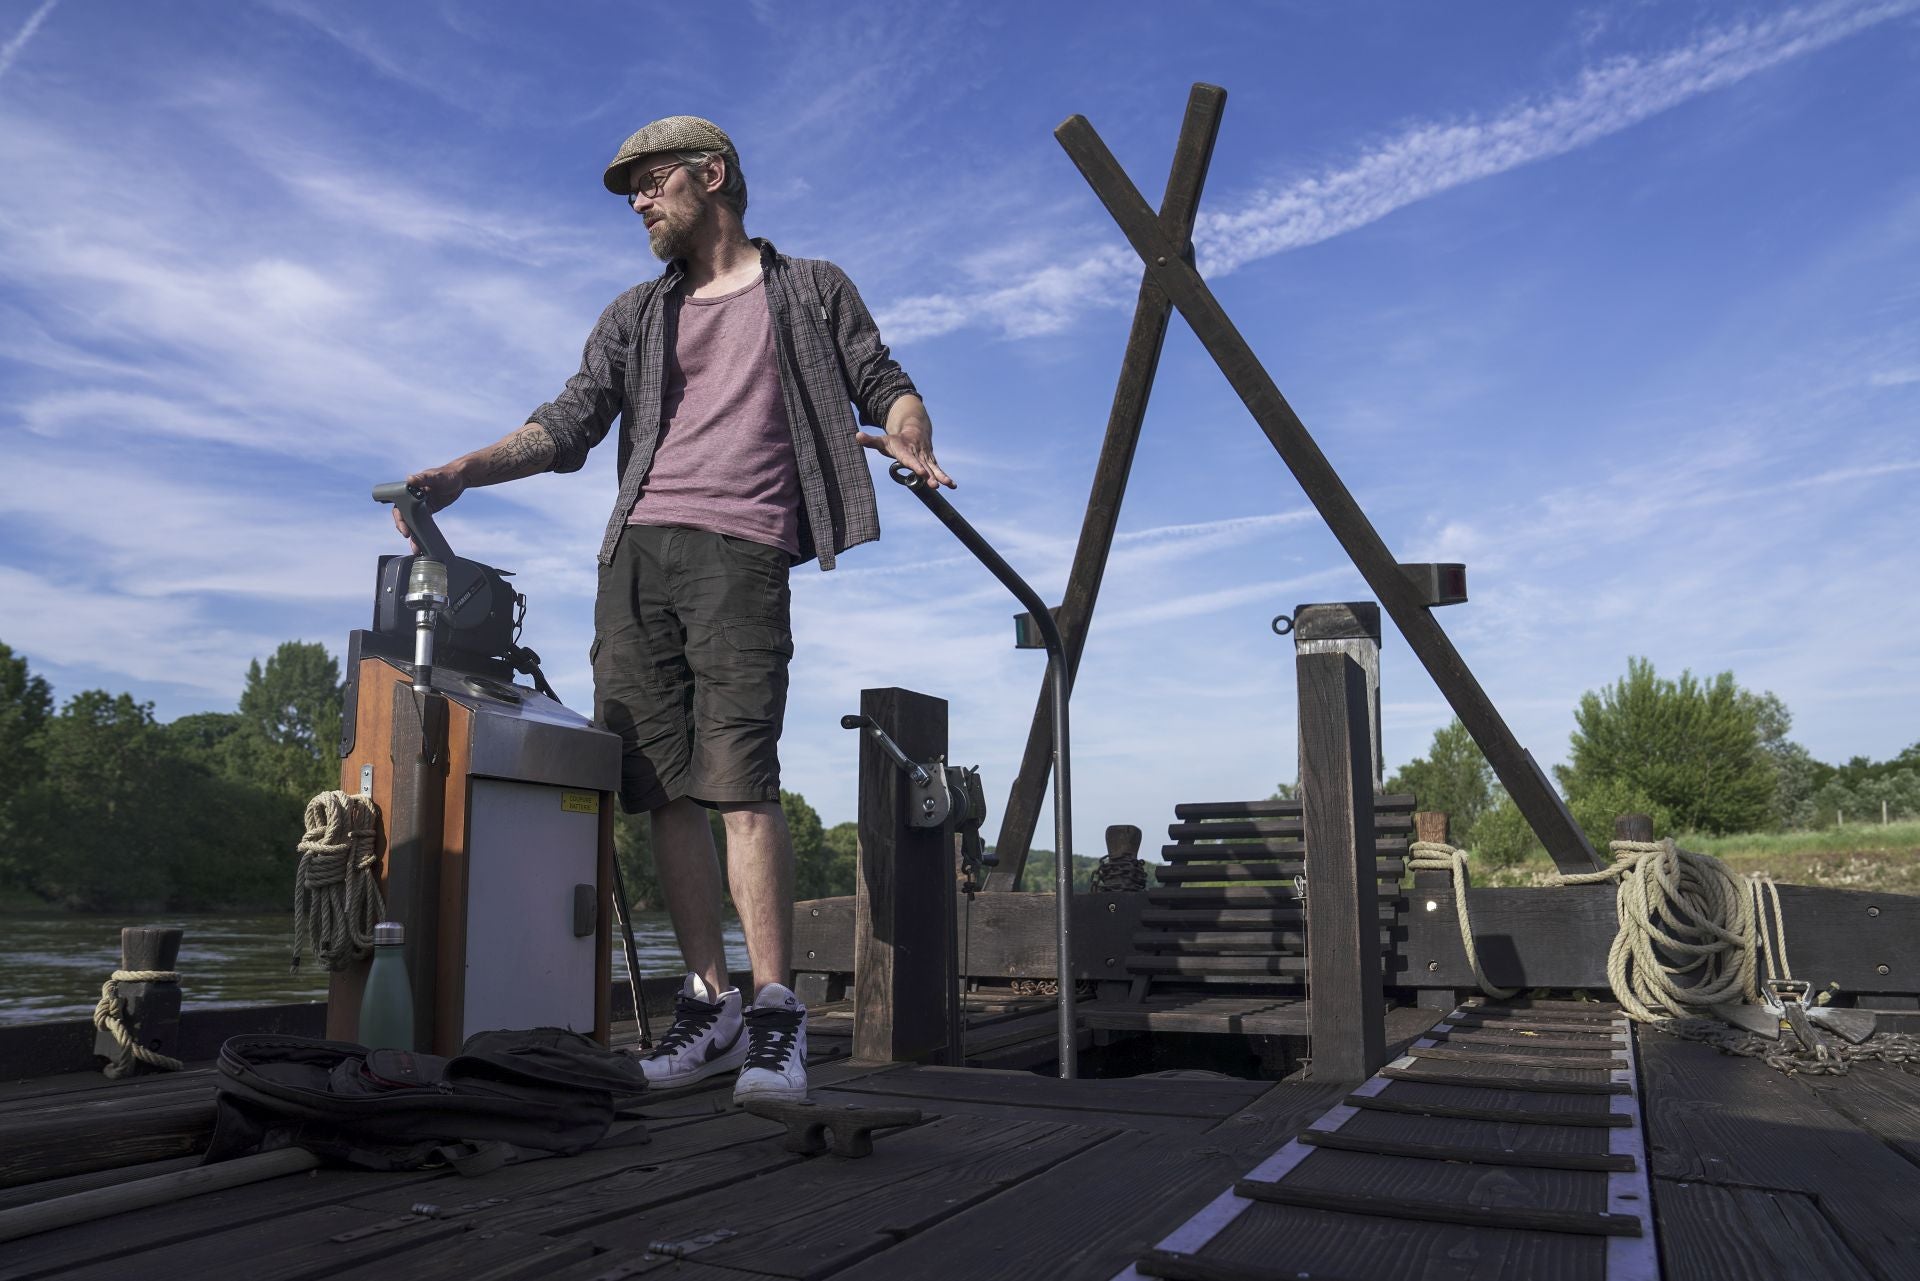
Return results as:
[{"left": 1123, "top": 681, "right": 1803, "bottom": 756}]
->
[
  {"left": 638, "top": 974, "right": 745, "bottom": 1090},
  {"left": 733, "top": 983, "right": 809, "bottom": 1102}
]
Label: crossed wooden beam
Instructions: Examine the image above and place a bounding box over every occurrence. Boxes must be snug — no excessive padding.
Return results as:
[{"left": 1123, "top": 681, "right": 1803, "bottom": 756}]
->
[{"left": 988, "top": 83, "right": 1602, "bottom": 884}]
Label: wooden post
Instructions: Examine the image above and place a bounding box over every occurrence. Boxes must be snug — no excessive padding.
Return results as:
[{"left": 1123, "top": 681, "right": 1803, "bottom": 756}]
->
[
  {"left": 1293, "top": 604, "right": 1384, "bottom": 790},
  {"left": 852, "top": 687, "right": 955, "bottom": 1065},
  {"left": 1299, "top": 651, "right": 1385, "bottom": 1082},
  {"left": 988, "top": 84, "right": 1227, "bottom": 891},
  {"left": 1614, "top": 813, "right": 1654, "bottom": 844},
  {"left": 1410, "top": 812, "right": 1468, "bottom": 1011},
  {"left": 91, "top": 926, "right": 183, "bottom": 1071},
  {"left": 385, "top": 684, "right": 448, "bottom": 1052}
]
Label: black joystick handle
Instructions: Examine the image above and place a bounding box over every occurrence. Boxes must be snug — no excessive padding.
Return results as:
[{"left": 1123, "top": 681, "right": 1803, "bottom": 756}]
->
[{"left": 372, "top": 482, "right": 458, "bottom": 567}]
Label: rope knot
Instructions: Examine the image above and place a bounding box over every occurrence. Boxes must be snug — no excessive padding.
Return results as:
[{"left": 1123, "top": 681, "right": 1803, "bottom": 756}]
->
[
  {"left": 93, "top": 970, "right": 185, "bottom": 1078},
  {"left": 292, "top": 791, "right": 385, "bottom": 973}
]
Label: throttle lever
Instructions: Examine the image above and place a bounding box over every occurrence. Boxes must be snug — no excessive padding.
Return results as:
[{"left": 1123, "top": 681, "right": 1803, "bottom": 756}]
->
[{"left": 840, "top": 714, "right": 950, "bottom": 827}]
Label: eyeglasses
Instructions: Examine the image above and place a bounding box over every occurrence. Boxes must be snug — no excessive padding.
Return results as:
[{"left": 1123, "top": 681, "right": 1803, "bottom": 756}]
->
[{"left": 626, "top": 162, "right": 685, "bottom": 205}]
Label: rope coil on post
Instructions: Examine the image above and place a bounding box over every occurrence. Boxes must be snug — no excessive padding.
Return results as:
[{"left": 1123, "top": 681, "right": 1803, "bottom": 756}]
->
[
  {"left": 1406, "top": 841, "right": 1518, "bottom": 999},
  {"left": 292, "top": 791, "right": 384, "bottom": 973},
  {"left": 1548, "top": 838, "right": 1758, "bottom": 1022},
  {"left": 93, "top": 971, "right": 184, "bottom": 1078}
]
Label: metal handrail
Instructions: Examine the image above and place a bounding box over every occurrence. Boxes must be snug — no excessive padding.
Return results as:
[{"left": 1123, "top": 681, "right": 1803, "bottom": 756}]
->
[{"left": 887, "top": 464, "right": 1076, "bottom": 1078}]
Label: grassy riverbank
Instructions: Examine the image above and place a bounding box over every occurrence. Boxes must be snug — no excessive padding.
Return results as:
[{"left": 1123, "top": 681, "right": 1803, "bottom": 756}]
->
[{"left": 1468, "top": 820, "right": 1920, "bottom": 891}]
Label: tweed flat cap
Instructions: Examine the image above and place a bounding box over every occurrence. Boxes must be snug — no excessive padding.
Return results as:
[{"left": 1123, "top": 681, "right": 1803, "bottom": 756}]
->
[{"left": 603, "top": 115, "right": 738, "bottom": 194}]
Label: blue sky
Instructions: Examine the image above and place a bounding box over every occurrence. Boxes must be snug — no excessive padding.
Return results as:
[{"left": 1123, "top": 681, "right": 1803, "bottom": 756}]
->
[{"left": 2, "top": 0, "right": 1916, "bottom": 857}]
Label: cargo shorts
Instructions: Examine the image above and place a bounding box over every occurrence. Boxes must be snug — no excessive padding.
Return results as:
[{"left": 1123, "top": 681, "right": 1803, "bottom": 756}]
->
[{"left": 592, "top": 524, "right": 793, "bottom": 813}]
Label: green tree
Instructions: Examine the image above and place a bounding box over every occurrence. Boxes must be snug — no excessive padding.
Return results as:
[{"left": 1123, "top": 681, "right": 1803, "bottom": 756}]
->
[
  {"left": 783, "top": 790, "right": 837, "bottom": 900},
  {"left": 26, "top": 691, "right": 179, "bottom": 908},
  {"left": 816, "top": 821, "right": 859, "bottom": 897},
  {"left": 1386, "top": 718, "right": 1493, "bottom": 846},
  {"left": 0, "top": 642, "right": 54, "bottom": 890},
  {"left": 1010, "top": 846, "right": 1098, "bottom": 892},
  {"left": 612, "top": 809, "right": 660, "bottom": 911},
  {"left": 235, "top": 642, "right": 343, "bottom": 797},
  {"left": 1466, "top": 792, "right": 1538, "bottom": 869},
  {"left": 1558, "top": 657, "right": 1776, "bottom": 834}
]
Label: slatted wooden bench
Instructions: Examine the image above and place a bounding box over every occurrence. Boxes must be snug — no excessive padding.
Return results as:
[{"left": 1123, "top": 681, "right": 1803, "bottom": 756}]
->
[{"left": 1121, "top": 793, "right": 1414, "bottom": 999}]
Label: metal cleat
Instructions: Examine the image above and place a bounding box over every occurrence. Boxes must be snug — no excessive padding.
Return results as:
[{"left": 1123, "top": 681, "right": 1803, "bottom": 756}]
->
[{"left": 742, "top": 1098, "right": 925, "bottom": 1158}]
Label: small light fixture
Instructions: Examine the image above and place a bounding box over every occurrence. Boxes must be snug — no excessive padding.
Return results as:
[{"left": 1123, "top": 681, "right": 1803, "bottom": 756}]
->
[{"left": 405, "top": 559, "right": 450, "bottom": 693}]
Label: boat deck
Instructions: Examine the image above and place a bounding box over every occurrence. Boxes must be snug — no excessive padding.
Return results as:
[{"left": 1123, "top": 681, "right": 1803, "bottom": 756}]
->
[{"left": 3, "top": 1000, "right": 1919, "bottom": 1281}]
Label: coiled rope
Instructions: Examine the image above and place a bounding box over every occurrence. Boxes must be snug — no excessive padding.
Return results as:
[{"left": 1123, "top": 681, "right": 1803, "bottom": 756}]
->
[
  {"left": 1091, "top": 850, "right": 1149, "bottom": 893},
  {"left": 1407, "top": 841, "right": 1518, "bottom": 999},
  {"left": 1549, "top": 838, "right": 1760, "bottom": 1021},
  {"left": 292, "top": 791, "right": 383, "bottom": 973},
  {"left": 93, "top": 971, "right": 184, "bottom": 1078}
]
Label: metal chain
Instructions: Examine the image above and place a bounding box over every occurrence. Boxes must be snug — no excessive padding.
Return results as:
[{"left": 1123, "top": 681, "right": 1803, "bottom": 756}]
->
[{"left": 1652, "top": 1017, "right": 1920, "bottom": 1076}]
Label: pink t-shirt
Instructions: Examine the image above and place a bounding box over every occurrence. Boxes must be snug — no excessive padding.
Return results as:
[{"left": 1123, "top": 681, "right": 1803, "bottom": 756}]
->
[{"left": 627, "top": 275, "right": 801, "bottom": 555}]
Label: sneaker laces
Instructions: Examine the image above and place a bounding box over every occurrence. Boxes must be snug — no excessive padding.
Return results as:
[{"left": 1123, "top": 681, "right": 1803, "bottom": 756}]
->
[
  {"left": 743, "top": 1007, "right": 802, "bottom": 1072},
  {"left": 647, "top": 994, "right": 721, "bottom": 1059}
]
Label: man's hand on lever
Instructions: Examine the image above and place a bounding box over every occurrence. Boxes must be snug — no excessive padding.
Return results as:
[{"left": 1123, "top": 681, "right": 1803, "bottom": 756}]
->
[
  {"left": 393, "top": 423, "right": 557, "bottom": 542},
  {"left": 857, "top": 394, "right": 953, "bottom": 489}
]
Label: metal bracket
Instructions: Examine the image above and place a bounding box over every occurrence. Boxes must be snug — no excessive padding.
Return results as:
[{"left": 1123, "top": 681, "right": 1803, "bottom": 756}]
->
[
  {"left": 359, "top": 764, "right": 373, "bottom": 798},
  {"left": 644, "top": 1228, "right": 737, "bottom": 1262},
  {"left": 328, "top": 1196, "right": 507, "bottom": 1242}
]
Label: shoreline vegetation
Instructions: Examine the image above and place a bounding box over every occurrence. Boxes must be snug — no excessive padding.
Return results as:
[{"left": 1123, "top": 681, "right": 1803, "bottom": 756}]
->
[
  {"left": 0, "top": 637, "right": 1095, "bottom": 915},
  {"left": 1468, "top": 820, "right": 1920, "bottom": 892},
  {"left": 3, "top": 639, "right": 1912, "bottom": 911}
]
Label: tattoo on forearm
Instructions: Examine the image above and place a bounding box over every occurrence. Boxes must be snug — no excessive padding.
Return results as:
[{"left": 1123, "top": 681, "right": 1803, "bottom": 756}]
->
[{"left": 476, "top": 425, "right": 556, "bottom": 482}]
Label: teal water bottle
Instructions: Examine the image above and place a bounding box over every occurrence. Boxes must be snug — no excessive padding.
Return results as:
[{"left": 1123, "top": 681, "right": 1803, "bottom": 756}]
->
[{"left": 358, "top": 921, "right": 415, "bottom": 1050}]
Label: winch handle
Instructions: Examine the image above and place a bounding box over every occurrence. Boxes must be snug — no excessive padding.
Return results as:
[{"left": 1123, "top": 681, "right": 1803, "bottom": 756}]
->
[{"left": 372, "top": 481, "right": 459, "bottom": 566}]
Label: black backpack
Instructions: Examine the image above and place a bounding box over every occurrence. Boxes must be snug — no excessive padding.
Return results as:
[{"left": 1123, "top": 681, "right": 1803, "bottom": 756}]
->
[{"left": 207, "top": 1027, "right": 650, "bottom": 1173}]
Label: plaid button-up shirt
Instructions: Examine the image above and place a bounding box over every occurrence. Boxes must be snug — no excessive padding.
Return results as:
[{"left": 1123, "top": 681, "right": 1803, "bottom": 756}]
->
[{"left": 530, "top": 239, "right": 919, "bottom": 570}]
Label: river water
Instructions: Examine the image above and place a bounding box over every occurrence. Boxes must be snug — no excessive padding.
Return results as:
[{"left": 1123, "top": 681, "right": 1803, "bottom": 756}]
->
[{"left": 0, "top": 912, "right": 749, "bottom": 1026}]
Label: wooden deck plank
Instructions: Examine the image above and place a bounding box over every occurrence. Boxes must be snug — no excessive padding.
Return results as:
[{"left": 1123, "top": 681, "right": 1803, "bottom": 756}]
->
[
  {"left": 0, "top": 1094, "right": 214, "bottom": 1189},
  {"left": 1639, "top": 1031, "right": 1920, "bottom": 1279},
  {"left": 0, "top": 1110, "right": 705, "bottom": 1279},
  {"left": 1199, "top": 1199, "right": 1604, "bottom": 1281},
  {"left": 0, "top": 1068, "right": 217, "bottom": 1112},
  {"left": 548, "top": 1114, "right": 1109, "bottom": 1278},
  {"left": 830, "top": 1084, "right": 1346, "bottom": 1281},
  {"left": 1079, "top": 996, "right": 1307, "bottom": 1037},
  {"left": 1332, "top": 1109, "right": 1614, "bottom": 1156},
  {"left": 1366, "top": 1080, "right": 1617, "bottom": 1117},
  {"left": 1800, "top": 1059, "right": 1920, "bottom": 1171},
  {"left": 1380, "top": 1064, "right": 1630, "bottom": 1093},
  {"left": 329, "top": 1228, "right": 602, "bottom": 1281},
  {"left": 1651, "top": 1179, "right": 1877, "bottom": 1281},
  {"left": 815, "top": 1064, "right": 1268, "bottom": 1119},
  {"left": 1272, "top": 1147, "right": 1609, "bottom": 1215},
  {"left": 27, "top": 1202, "right": 465, "bottom": 1281},
  {"left": 1200, "top": 1079, "right": 1355, "bottom": 1153},
  {"left": 0, "top": 1162, "right": 440, "bottom": 1279},
  {"left": 809, "top": 1082, "right": 1218, "bottom": 1135}
]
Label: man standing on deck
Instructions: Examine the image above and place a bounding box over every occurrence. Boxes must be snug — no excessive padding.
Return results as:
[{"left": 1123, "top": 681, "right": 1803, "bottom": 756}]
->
[{"left": 392, "top": 116, "right": 952, "bottom": 1101}]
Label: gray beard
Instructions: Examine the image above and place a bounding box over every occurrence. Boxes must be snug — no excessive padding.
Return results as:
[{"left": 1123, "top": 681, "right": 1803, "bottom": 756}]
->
[{"left": 648, "top": 206, "right": 703, "bottom": 262}]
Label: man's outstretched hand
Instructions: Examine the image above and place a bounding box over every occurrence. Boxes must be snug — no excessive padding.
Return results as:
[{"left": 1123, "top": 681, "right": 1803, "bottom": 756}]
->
[
  {"left": 858, "top": 402, "right": 954, "bottom": 489},
  {"left": 390, "top": 462, "right": 467, "bottom": 543}
]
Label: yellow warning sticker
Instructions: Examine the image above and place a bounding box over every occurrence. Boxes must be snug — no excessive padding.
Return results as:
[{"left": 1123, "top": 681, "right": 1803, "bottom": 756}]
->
[{"left": 561, "top": 791, "right": 600, "bottom": 814}]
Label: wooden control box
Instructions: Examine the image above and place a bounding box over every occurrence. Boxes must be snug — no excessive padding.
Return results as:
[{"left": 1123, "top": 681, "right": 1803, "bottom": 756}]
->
[{"left": 328, "top": 641, "right": 621, "bottom": 1053}]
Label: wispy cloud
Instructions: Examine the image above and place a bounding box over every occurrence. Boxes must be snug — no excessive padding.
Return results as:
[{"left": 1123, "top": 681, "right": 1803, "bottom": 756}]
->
[
  {"left": 0, "top": 0, "right": 57, "bottom": 85},
  {"left": 877, "top": 0, "right": 1920, "bottom": 342}
]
